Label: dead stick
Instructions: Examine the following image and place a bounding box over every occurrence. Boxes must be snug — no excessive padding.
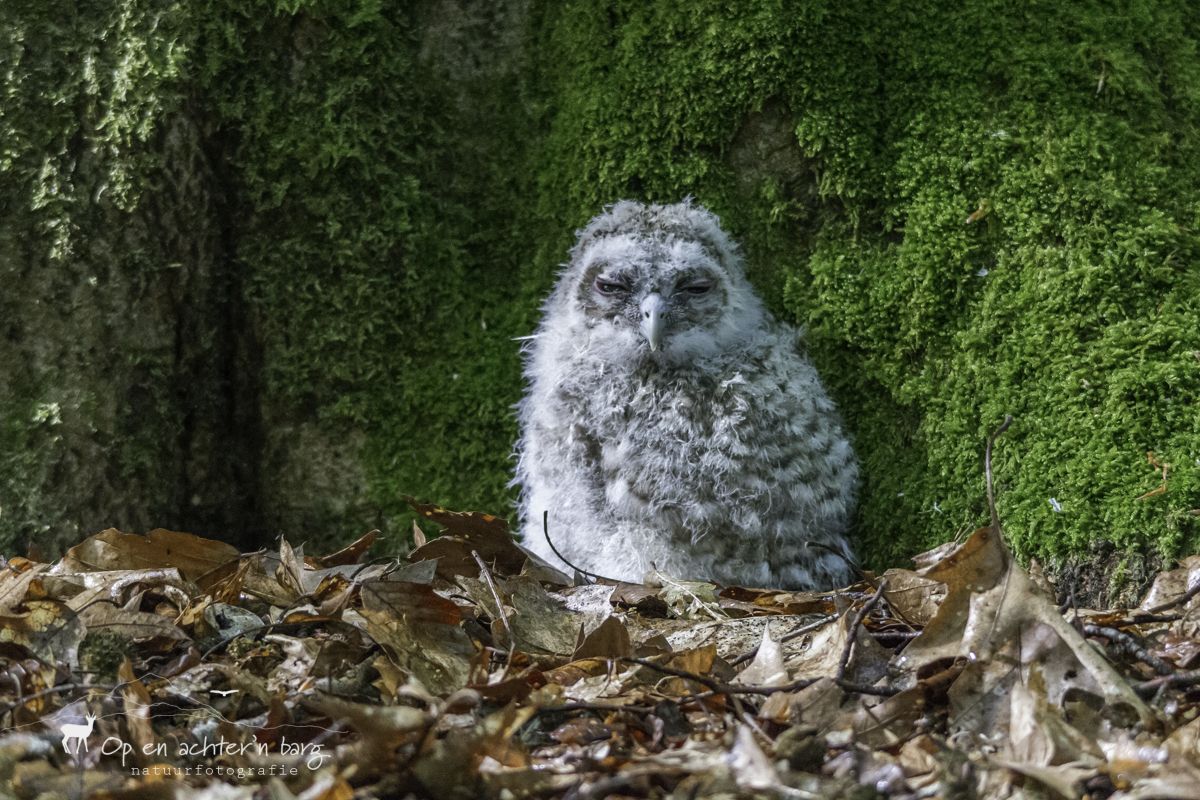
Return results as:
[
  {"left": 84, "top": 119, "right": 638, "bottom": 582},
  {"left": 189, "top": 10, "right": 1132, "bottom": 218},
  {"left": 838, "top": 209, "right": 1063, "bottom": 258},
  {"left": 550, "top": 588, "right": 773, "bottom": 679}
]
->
[
  {"left": 1146, "top": 582, "right": 1200, "bottom": 614},
  {"left": 1136, "top": 668, "right": 1200, "bottom": 697},
  {"left": 624, "top": 657, "right": 896, "bottom": 698},
  {"left": 1082, "top": 625, "right": 1172, "bottom": 676},
  {"left": 624, "top": 657, "right": 814, "bottom": 696},
  {"left": 782, "top": 615, "right": 840, "bottom": 644},
  {"left": 623, "top": 657, "right": 728, "bottom": 694},
  {"left": 472, "top": 550, "right": 518, "bottom": 680},
  {"left": 837, "top": 579, "right": 889, "bottom": 683},
  {"left": 538, "top": 702, "right": 655, "bottom": 715}
]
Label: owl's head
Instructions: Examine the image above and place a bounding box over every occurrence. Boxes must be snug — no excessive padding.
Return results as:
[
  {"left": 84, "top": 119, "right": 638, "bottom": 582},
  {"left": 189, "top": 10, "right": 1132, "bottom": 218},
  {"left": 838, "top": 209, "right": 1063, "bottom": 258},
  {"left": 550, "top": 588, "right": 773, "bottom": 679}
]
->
[{"left": 553, "top": 199, "right": 767, "bottom": 365}]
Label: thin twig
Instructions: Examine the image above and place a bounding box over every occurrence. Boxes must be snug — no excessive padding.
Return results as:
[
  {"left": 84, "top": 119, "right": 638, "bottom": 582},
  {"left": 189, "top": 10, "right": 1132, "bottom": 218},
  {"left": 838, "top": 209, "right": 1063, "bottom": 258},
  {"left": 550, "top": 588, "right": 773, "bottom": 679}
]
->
[
  {"left": 730, "top": 694, "right": 769, "bottom": 745},
  {"left": 348, "top": 554, "right": 404, "bottom": 582},
  {"left": 682, "top": 681, "right": 821, "bottom": 700},
  {"left": 623, "top": 656, "right": 896, "bottom": 698},
  {"left": 1136, "top": 669, "right": 1200, "bottom": 697},
  {"left": 472, "top": 549, "right": 517, "bottom": 680},
  {"left": 837, "top": 579, "right": 889, "bottom": 683},
  {"left": 622, "top": 657, "right": 726, "bottom": 693},
  {"left": 624, "top": 657, "right": 812, "bottom": 696},
  {"left": 688, "top": 676, "right": 897, "bottom": 699},
  {"left": 1082, "top": 625, "right": 1172, "bottom": 676},
  {"left": 782, "top": 615, "right": 840, "bottom": 644},
  {"left": 1146, "top": 582, "right": 1200, "bottom": 614},
  {"left": 985, "top": 415, "right": 1013, "bottom": 531}
]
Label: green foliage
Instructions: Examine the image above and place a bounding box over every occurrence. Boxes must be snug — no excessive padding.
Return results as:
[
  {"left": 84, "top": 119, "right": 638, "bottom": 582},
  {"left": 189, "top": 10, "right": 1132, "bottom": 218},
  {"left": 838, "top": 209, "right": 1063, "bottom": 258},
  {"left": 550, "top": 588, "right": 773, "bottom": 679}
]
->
[
  {"left": 0, "top": 2, "right": 197, "bottom": 550},
  {"left": 0, "top": 2, "right": 191, "bottom": 254},
  {"left": 194, "top": 1, "right": 531, "bottom": 535},
  {"left": 1, "top": 0, "right": 1197, "bottom": 573},
  {"left": 527, "top": 0, "right": 1200, "bottom": 568},
  {"left": 792, "top": 1, "right": 1200, "bottom": 565}
]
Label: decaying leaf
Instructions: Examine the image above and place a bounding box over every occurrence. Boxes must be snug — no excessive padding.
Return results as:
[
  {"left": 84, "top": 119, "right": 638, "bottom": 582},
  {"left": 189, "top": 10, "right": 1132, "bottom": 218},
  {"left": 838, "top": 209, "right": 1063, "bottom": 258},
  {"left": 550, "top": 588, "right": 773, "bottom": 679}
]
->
[
  {"left": 0, "top": 600, "right": 85, "bottom": 668},
  {"left": 0, "top": 560, "right": 47, "bottom": 614},
  {"left": 405, "top": 497, "right": 536, "bottom": 580},
  {"left": 77, "top": 602, "right": 191, "bottom": 646},
  {"left": 3, "top": 503, "right": 1200, "bottom": 799},
  {"left": 899, "top": 526, "right": 1154, "bottom": 724},
  {"left": 118, "top": 658, "right": 157, "bottom": 762},
  {"left": 573, "top": 614, "right": 633, "bottom": 660},
  {"left": 1140, "top": 554, "right": 1200, "bottom": 612},
  {"left": 505, "top": 575, "right": 584, "bottom": 657},
  {"left": 311, "top": 529, "right": 378, "bottom": 568},
  {"left": 56, "top": 528, "right": 240, "bottom": 590},
  {"left": 359, "top": 580, "right": 475, "bottom": 694},
  {"left": 733, "top": 621, "right": 787, "bottom": 687},
  {"left": 651, "top": 570, "right": 725, "bottom": 619},
  {"left": 881, "top": 567, "right": 946, "bottom": 626}
]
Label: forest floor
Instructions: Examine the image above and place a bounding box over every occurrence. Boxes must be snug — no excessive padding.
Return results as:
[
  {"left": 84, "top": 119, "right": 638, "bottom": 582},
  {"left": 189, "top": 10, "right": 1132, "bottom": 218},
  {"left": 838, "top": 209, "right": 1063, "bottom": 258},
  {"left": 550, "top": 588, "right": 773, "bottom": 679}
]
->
[{"left": 2, "top": 495, "right": 1200, "bottom": 800}]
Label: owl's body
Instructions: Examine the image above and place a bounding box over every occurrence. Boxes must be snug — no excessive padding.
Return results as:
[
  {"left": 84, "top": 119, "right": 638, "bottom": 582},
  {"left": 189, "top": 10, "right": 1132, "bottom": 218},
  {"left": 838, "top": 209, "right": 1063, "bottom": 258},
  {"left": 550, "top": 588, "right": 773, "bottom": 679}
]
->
[{"left": 515, "top": 200, "right": 857, "bottom": 589}]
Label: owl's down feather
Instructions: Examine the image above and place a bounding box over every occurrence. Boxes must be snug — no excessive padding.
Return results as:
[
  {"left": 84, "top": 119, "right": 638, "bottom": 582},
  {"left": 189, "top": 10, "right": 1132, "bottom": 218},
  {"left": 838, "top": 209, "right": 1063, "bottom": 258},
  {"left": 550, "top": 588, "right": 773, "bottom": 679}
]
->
[{"left": 514, "top": 200, "right": 857, "bottom": 589}]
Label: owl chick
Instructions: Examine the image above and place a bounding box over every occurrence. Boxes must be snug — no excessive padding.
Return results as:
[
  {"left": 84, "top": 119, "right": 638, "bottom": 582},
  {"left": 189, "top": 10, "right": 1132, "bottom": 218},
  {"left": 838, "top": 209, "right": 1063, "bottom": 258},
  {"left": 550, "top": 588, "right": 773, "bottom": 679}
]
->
[{"left": 514, "top": 200, "right": 857, "bottom": 589}]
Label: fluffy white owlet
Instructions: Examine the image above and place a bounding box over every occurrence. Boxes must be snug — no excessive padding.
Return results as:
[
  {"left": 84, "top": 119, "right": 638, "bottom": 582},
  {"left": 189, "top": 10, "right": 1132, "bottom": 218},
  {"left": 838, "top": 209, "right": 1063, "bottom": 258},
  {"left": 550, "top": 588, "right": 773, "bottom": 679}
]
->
[{"left": 514, "top": 200, "right": 858, "bottom": 589}]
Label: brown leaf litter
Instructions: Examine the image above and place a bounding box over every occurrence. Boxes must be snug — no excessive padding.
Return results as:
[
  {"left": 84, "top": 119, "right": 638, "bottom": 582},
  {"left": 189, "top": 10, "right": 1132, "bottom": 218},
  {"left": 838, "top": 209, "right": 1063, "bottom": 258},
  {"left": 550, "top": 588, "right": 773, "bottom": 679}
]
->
[{"left": 1, "top": 512, "right": 1200, "bottom": 799}]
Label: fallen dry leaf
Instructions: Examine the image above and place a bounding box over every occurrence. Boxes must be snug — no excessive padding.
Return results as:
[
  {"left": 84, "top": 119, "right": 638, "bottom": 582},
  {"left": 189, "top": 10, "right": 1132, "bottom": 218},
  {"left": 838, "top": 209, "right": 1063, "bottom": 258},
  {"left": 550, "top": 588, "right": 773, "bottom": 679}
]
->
[
  {"left": 56, "top": 528, "right": 240, "bottom": 589},
  {"left": 2, "top": 504, "right": 1199, "bottom": 799},
  {"left": 0, "top": 600, "right": 86, "bottom": 668}
]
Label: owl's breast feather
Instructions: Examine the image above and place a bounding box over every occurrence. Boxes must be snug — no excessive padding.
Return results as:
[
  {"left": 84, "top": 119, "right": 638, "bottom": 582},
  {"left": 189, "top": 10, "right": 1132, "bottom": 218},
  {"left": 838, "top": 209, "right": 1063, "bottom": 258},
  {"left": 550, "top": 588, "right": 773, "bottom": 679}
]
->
[{"left": 588, "top": 366, "right": 771, "bottom": 517}]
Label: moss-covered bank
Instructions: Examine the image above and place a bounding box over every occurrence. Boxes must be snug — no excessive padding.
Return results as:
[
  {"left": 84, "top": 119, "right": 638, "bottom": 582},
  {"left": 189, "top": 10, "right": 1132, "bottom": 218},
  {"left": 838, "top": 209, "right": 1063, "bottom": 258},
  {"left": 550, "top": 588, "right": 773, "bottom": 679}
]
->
[{"left": 2, "top": 1, "right": 1198, "bottom": 594}]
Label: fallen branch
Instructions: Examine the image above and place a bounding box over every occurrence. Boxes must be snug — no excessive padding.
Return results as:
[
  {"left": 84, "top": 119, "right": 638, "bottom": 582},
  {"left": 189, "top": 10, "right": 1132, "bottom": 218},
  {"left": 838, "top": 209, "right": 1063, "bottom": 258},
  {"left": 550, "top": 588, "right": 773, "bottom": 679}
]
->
[
  {"left": 1136, "top": 668, "right": 1200, "bottom": 697},
  {"left": 1082, "top": 624, "right": 1172, "bottom": 676},
  {"left": 837, "top": 579, "right": 889, "bottom": 683},
  {"left": 1146, "top": 583, "right": 1200, "bottom": 614},
  {"left": 623, "top": 656, "right": 897, "bottom": 699},
  {"left": 473, "top": 549, "right": 518, "bottom": 680}
]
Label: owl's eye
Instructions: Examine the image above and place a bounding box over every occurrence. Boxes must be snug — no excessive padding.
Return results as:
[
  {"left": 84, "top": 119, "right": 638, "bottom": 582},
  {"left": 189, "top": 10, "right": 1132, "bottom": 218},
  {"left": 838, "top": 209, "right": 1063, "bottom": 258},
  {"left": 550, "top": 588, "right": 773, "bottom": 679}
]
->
[
  {"left": 594, "top": 279, "right": 629, "bottom": 296},
  {"left": 680, "top": 282, "right": 713, "bottom": 296}
]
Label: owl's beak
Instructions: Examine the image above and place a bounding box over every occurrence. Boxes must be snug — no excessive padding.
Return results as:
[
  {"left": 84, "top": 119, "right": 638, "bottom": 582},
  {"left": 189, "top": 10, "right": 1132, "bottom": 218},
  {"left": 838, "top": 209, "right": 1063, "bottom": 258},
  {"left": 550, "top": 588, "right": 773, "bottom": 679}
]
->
[{"left": 640, "top": 293, "right": 667, "bottom": 351}]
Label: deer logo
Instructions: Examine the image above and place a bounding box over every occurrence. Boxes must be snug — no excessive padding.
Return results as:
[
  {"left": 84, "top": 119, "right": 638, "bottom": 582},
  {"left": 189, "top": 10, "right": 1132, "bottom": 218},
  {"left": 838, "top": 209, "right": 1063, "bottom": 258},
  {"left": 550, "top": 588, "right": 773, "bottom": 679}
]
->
[{"left": 60, "top": 712, "right": 98, "bottom": 754}]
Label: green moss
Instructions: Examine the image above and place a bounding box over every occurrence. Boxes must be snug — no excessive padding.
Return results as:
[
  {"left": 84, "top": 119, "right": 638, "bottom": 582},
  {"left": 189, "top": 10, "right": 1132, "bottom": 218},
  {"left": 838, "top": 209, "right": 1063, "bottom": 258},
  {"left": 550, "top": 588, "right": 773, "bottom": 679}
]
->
[
  {"left": 525, "top": 0, "right": 1200, "bottom": 571},
  {"left": 193, "top": 2, "right": 533, "bottom": 542},
  {"left": 0, "top": 2, "right": 198, "bottom": 552},
  {"left": 789, "top": 2, "right": 1200, "bottom": 566},
  {"left": 2, "top": 1, "right": 1197, "bottom": 577}
]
